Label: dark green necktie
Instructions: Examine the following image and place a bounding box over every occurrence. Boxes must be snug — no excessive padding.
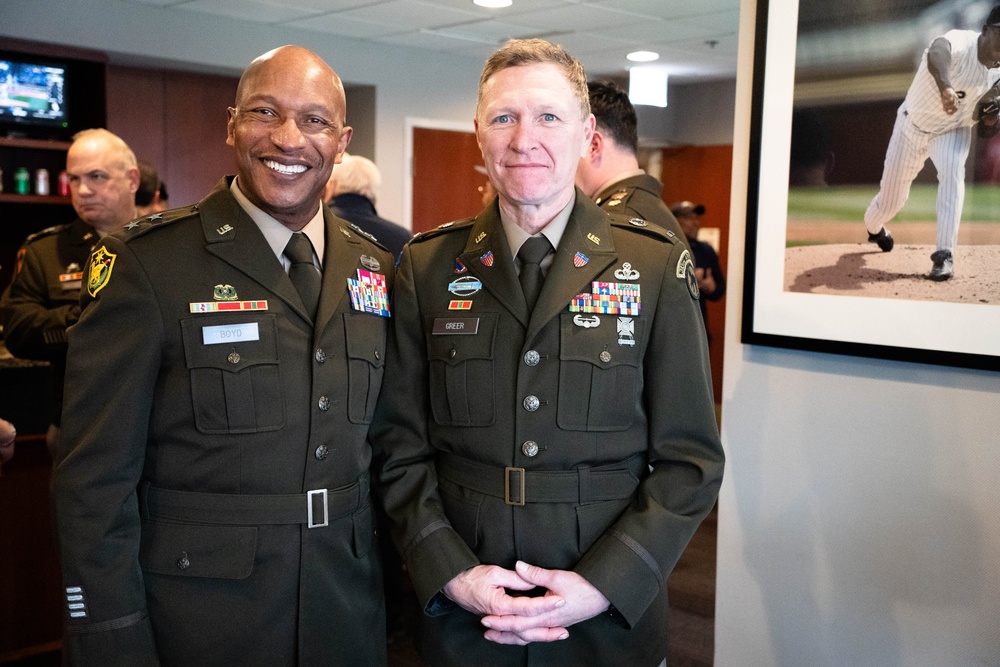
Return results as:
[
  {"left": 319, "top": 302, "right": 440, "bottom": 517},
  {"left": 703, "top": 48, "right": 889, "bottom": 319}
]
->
[
  {"left": 284, "top": 232, "right": 320, "bottom": 319},
  {"left": 518, "top": 236, "right": 552, "bottom": 311}
]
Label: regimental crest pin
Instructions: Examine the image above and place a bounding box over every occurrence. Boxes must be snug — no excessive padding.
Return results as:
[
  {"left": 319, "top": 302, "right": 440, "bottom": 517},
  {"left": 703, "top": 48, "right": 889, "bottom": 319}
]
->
[
  {"left": 214, "top": 284, "right": 238, "bottom": 301},
  {"left": 617, "top": 317, "right": 636, "bottom": 346},
  {"left": 454, "top": 257, "right": 468, "bottom": 274},
  {"left": 614, "top": 262, "right": 640, "bottom": 280}
]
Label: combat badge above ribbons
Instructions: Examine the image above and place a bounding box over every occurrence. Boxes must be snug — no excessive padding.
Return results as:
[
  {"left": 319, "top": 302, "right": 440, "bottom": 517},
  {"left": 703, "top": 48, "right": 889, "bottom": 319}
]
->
[
  {"left": 676, "top": 249, "right": 699, "bottom": 300},
  {"left": 87, "top": 246, "right": 116, "bottom": 297}
]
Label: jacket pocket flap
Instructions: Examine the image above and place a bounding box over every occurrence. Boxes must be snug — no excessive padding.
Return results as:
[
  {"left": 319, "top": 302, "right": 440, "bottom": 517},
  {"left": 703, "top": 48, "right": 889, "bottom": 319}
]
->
[
  {"left": 181, "top": 314, "right": 278, "bottom": 371},
  {"left": 140, "top": 520, "right": 257, "bottom": 580}
]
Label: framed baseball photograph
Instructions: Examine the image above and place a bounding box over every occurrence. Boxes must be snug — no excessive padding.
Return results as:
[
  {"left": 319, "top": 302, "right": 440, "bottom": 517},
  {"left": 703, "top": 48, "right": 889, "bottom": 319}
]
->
[{"left": 742, "top": 0, "right": 1000, "bottom": 371}]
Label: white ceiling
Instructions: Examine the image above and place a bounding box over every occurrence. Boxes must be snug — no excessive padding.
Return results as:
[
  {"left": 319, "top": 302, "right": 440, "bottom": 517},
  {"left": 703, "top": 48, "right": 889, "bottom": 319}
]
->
[{"left": 125, "top": 0, "right": 741, "bottom": 82}]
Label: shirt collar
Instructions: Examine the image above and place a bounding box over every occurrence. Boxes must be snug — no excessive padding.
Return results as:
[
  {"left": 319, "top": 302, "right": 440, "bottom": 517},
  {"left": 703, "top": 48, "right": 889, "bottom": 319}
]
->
[
  {"left": 500, "top": 195, "right": 575, "bottom": 261},
  {"left": 230, "top": 177, "right": 325, "bottom": 268}
]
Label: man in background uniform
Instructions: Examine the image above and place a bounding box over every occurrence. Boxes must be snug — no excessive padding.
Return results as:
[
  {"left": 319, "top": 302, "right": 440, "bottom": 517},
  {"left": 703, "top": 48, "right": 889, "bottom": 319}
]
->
[
  {"left": 373, "top": 38, "right": 724, "bottom": 666},
  {"left": 54, "top": 46, "right": 393, "bottom": 665},
  {"left": 0, "top": 128, "right": 139, "bottom": 454},
  {"left": 864, "top": 5, "right": 1000, "bottom": 280},
  {"left": 575, "top": 80, "right": 685, "bottom": 243}
]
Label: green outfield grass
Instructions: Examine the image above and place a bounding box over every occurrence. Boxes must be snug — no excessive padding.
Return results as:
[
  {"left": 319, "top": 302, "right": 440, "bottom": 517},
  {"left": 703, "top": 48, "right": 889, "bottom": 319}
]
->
[{"left": 787, "top": 183, "right": 1000, "bottom": 223}]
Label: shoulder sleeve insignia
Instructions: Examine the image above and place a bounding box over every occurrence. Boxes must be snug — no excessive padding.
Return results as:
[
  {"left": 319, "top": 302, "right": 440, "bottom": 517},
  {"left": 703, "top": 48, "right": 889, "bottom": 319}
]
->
[
  {"left": 676, "top": 249, "right": 699, "bottom": 300},
  {"left": 88, "top": 246, "right": 116, "bottom": 297}
]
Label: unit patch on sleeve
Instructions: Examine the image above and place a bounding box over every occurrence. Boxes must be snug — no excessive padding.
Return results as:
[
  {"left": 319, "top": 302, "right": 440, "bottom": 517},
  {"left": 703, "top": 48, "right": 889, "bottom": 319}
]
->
[
  {"left": 676, "top": 249, "right": 700, "bottom": 300},
  {"left": 87, "top": 246, "right": 116, "bottom": 297}
]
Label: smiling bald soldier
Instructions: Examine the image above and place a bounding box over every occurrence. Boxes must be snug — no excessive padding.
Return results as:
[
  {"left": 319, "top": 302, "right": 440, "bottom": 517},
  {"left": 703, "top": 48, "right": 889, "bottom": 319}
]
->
[{"left": 53, "top": 46, "right": 394, "bottom": 666}]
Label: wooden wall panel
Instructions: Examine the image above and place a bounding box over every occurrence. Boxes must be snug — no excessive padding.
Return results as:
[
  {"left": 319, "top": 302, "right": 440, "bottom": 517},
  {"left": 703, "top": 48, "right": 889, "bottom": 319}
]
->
[
  {"left": 107, "top": 67, "right": 237, "bottom": 210},
  {"left": 106, "top": 65, "right": 166, "bottom": 175},
  {"left": 660, "top": 144, "right": 733, "bottom": 405},
  {"left": 162, "top": 72, "right": 238, "bottom": 208}
]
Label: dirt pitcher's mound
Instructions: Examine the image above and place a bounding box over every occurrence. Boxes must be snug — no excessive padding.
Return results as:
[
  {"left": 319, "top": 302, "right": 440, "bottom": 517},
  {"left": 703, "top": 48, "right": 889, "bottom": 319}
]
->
[{"left": 784, "top": 244, "right": 1000, "bottom": 304}]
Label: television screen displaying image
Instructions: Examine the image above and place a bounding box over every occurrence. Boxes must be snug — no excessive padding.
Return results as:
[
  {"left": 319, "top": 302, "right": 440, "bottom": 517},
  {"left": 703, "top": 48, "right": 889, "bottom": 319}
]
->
[{"left": 0, "top": 58, "right": 67, "bottom": 128}]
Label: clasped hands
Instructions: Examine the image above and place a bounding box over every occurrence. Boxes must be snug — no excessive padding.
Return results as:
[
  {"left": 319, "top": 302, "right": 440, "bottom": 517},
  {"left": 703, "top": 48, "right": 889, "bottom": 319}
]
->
[{"left": 441, "top": 560, "right": 610, "bottom": 645}]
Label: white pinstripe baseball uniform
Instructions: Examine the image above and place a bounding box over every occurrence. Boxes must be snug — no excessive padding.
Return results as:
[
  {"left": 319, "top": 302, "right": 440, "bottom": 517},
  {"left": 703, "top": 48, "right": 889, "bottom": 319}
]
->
[{"left": 865, "top": 30, "right": 1000, "bottom": 252}]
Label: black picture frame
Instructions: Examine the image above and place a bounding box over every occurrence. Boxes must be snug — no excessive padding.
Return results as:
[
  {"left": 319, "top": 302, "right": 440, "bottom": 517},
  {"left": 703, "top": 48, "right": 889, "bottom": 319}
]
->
[{"left": 741, "top": 0, "right": 1000, "bottom": 371}]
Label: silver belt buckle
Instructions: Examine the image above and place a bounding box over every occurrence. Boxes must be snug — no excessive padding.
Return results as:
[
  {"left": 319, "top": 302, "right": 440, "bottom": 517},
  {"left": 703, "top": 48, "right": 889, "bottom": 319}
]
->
[{"left": 307, "top": 489, "right": 329, "bottom": 528}]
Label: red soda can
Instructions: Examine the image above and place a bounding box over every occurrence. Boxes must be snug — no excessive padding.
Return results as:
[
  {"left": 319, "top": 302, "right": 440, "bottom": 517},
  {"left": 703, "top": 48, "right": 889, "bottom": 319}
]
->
[{"left": 58, "top": 170, "right": 71, "bottom": 196}]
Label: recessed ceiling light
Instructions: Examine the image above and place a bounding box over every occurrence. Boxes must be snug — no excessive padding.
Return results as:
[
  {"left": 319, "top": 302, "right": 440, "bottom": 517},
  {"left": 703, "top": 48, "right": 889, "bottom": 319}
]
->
[
  {"left": 627, "top": 51, "right": 660, "bottom": 62},
  {"left": 474, "top": 0, "right": 512, "bottom": 7}
]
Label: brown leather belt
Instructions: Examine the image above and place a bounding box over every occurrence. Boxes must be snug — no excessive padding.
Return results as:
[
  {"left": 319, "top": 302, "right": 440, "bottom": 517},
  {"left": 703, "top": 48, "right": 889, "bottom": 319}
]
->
[
  {"left": 140, "top": 473, "right": 369, "bottom": 529},
  {"left": 437, "top": 453, "right": 644, "bottom": 506}
]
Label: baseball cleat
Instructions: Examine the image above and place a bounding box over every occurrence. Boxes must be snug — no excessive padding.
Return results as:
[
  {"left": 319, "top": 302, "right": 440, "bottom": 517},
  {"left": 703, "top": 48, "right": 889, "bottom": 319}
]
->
[
  {"left": 928, "top": 250, "right": 953, "bottom": 281},
  {"left": 867, "top": 227, "right": 894, "bottom": 252}
]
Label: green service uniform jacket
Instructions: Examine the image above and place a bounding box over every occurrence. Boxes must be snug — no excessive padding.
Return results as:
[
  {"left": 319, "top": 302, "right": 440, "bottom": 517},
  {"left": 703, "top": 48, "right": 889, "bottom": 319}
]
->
[
  {"left": 373, "top": 191, "right": 724, "bottom": 666},
  {"left": 54, "top": 179, "right": 393, "bottom": 666},
  {"left": 593, "top": 173, "right": 687, "bottom": 246},
  {"left": 0, "top": 218, "right": 98, "bottom": 425}
]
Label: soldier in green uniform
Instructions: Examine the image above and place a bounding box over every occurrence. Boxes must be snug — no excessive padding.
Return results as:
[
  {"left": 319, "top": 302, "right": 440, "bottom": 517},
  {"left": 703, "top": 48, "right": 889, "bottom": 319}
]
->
[
  {"left": 53, "top": 46, "right": 393, "bottom": 665},
  {"left": 373, "top": 39, "right": 724, "bottom": 666},
  {"left": 0, "top": 128, "right": 139, "bottom": 454},
  {"left": 575, "top": 80, "right": 686, "bottom": 245}
]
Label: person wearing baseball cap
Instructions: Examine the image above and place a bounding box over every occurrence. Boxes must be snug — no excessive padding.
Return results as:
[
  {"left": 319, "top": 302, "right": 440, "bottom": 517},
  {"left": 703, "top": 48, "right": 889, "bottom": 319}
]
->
[{"left": 671, "top": 201, "right": 725, "bottom": 341}]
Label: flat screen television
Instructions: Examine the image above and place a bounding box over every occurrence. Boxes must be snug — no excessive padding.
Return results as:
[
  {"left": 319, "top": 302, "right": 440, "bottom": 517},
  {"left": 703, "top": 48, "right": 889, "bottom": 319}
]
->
[{"left": 0, "top": 56, "right": 67, "bottom": 131}]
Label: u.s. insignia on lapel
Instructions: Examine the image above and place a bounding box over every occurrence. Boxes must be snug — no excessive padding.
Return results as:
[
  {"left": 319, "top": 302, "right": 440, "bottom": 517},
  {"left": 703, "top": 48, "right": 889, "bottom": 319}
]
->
[
  {"left": 216, "top": 224, "right": 234, "bottom": 236},
  {"left": 347, "top": 269, "right": 391, "bottom": 316}
]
